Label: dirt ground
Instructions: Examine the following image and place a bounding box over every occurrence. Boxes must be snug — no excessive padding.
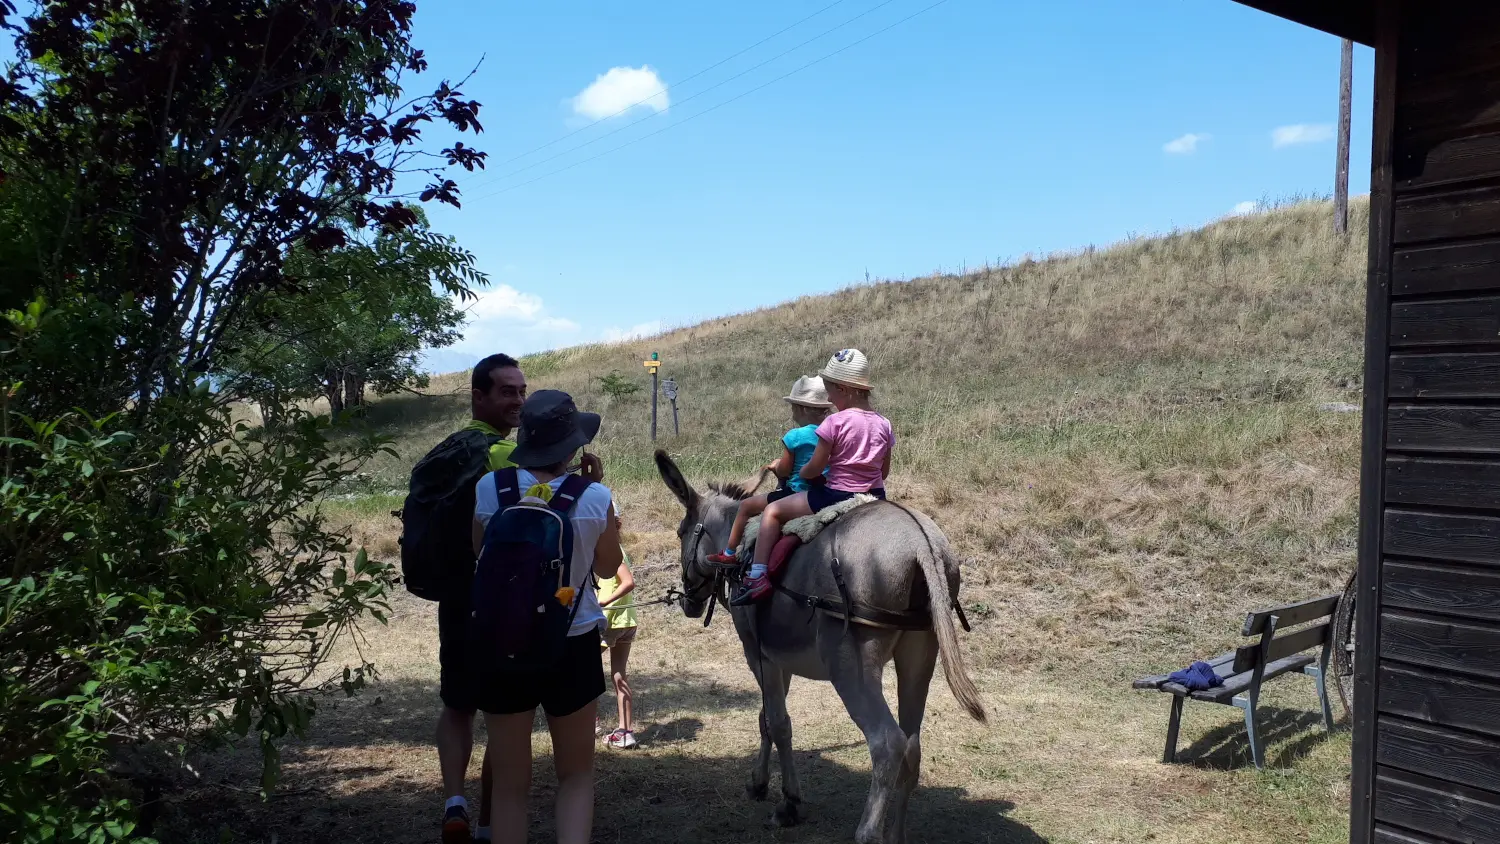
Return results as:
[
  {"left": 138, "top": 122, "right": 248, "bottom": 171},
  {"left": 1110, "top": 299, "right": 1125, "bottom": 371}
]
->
[{"left": 155, "top": 558, "right": 1350, "bottom": 844}]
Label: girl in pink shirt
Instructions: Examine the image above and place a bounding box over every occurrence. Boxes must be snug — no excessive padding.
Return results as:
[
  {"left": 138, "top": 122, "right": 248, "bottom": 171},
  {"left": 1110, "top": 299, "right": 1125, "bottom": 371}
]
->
[{"left": 730, "top": 349, "right": 893, "bottom": 606}]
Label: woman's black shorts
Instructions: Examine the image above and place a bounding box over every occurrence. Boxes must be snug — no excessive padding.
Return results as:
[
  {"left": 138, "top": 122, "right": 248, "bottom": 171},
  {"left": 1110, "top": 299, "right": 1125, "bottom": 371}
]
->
[{"left": 475, "top": 626, "right": 606, "bottom": 718}]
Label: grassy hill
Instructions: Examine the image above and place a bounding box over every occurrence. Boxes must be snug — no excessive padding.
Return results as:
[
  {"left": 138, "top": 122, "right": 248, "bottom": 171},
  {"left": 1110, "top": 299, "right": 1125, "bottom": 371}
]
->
[
  {"left": 237, "top": 198, "right": 1373, "bottom": 844},
  {"left": 353, "top": 197, "right": 1369, "bottom": 673}
]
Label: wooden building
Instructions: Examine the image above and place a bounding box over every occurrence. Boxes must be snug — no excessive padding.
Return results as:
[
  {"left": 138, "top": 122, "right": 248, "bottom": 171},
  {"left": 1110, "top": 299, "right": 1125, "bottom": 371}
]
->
[{"left": 1235, "top": 3, "right": 1500, "bottom": 843}]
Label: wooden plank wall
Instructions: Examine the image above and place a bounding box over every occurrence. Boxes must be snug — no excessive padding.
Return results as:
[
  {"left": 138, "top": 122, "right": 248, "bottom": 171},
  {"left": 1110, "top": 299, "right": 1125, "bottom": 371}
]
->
[{"left": 1362, "top": 4, "right": 1500, "bottom": 843}]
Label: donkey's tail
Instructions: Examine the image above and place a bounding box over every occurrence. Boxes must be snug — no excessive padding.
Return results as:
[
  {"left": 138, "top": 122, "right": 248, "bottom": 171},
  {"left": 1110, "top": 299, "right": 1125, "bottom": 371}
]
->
[{"left": 893, "top": 502, "right": 987, "bottom": 723}]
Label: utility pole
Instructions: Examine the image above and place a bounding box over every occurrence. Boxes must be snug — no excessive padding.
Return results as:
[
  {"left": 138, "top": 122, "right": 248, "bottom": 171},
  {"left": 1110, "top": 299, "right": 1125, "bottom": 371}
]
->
[{"left": 1335, "top": 38, "right": 1353, "bottom": 235}]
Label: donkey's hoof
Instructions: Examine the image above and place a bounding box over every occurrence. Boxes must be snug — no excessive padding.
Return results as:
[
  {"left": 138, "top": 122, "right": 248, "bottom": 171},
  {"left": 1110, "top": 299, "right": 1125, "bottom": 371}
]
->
[
  {"left": 745, "top": 781, "right": 769, "bottom": 802},
  {"left": 772, "top": 798, "right": 803, "bottom": 827}
]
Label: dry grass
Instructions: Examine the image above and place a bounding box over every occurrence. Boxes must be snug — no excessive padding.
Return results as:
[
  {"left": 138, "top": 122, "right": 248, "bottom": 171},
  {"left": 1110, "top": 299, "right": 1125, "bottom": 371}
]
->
[{"left": 155, "top": 199, "right": 1368, "bottom": 843}]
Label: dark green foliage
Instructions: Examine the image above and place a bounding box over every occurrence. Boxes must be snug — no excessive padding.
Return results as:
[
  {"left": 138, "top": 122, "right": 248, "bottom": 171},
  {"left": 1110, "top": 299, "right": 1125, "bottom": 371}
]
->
[{"left": 0, "top": 1, "right": 487, "bottom": 839}]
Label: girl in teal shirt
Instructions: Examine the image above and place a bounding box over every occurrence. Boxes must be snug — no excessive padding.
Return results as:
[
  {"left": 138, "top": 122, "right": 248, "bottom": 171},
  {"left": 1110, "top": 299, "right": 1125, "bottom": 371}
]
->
[{"left": 708, "top": 376, "right": 831, "bottom": 567}]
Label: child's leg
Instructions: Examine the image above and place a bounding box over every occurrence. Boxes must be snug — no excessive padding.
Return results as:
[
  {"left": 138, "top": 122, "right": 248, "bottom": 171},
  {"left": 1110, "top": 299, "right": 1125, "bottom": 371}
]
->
[
  {"left": 752, "top": 493, "right": 813, "bottom": 569},
  {"left": 609, "top": 637, "right": 633, "bottom": 731},
  {"left": 726, "top": 493, "right": 769, "bottom": 551}
]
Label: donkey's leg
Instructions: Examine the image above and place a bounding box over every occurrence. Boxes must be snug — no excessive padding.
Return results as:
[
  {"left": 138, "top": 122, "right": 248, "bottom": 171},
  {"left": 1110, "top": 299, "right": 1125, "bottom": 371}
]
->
[
  {"left": 739, "top": 634, "right": 774, "bottom": 802},
  {"left": 765, "top": 667, "right": 803, "bottom": 826},
  {"left": 819, "top": 617, "right": 905, "bottom": 844},
  {"left": 890, "top": 631, "right": 939, "bottom": 844}
]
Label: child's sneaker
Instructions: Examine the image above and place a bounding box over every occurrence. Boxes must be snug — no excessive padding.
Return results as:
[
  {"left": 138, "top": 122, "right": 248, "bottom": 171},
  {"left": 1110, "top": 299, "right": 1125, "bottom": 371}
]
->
[
  {"left": 605, "top": 728, "right": 638, "bottom": 749},
  {"left": 706, "top": 549, "right": 739, "bottom": 566},
  {"left": 729, "top": 575, "right": 772, "bottom": 606}
]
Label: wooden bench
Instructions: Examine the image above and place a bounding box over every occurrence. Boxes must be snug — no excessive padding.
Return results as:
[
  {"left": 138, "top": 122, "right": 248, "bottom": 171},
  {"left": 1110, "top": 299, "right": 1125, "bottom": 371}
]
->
[{"left": 1132, "top": 594, "right": 1340, "bottom": 770}]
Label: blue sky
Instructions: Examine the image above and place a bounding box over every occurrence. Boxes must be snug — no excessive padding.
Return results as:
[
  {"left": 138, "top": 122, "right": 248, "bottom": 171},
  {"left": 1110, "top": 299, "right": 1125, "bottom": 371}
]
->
[{"left": 410, "top": 0, "right": 1374, "bottom": 368}]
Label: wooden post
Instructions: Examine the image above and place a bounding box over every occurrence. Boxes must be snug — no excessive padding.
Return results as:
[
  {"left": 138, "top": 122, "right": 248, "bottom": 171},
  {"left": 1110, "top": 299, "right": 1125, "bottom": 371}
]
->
[
  {"left": 644, "top": 353, "right": 661, "bottom": 441},
  {"left": 1335, "top": 37, "right": 1354, "bottom": 235},
  {"left": 663, "top": 378, "right": 679, "bottom": 436}
]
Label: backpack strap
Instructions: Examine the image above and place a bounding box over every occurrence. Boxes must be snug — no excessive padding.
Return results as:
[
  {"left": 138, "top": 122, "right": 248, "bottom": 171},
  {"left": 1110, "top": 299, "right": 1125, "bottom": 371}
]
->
[
  {"left": 548, "top": 474, "right": 594, "bottom": 515},
  {"left": 493, "top": 467, "right": 522, "bottom": 509}
]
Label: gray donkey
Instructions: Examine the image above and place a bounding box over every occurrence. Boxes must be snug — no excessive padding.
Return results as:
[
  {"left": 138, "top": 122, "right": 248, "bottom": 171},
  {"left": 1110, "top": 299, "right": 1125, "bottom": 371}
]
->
[{"left": 655, "top": 451, "right": 986, "bottom": 844}]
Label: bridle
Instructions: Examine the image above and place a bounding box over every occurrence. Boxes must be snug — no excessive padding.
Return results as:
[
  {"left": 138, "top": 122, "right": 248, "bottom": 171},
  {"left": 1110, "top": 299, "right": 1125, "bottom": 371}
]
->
[{"left": 681, "top": 522, "right": 726, "bottom": 628}]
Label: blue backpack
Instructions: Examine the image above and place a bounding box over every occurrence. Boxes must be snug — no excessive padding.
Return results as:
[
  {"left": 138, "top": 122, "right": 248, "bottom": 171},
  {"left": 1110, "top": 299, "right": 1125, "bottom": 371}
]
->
[{"left": 468, "top": 469, "right": 594, "bottom": 673}]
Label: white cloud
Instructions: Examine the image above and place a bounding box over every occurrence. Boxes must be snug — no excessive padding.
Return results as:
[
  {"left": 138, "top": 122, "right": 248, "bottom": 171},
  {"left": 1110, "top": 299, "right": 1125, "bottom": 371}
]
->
[
  {"left": 448, "top": 284, "right": 581, "bottom": 358},
  {"left": 1272, "top": 123, "right": 1334, "bottom": 148},
  {"left": 571, "top": 66, "right": 669, "bottom": 120},
  {"left": 1231, "top": 201, "right": 1260, "bottom": 215},
  {"left": 1164, "top": 133, "right": 1209, "bottom": 155},
  {"left": 601, "top": 320, "right": 663, "bottom": 343}
]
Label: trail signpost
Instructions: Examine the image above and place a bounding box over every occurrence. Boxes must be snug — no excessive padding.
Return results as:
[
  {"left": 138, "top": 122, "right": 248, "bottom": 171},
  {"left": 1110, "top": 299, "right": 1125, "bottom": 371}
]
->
[
  {"left": 644, "top": 351, "right": 661, "bottom": 440},
  {"left": 662, "top": 377, "right": 679, "bottom": 436}
]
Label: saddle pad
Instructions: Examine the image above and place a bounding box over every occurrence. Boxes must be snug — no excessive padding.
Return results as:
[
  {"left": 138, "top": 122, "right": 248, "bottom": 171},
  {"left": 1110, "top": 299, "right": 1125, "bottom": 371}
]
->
[{"left": 738, "top": 492, "right": 877, "bottom": 558}]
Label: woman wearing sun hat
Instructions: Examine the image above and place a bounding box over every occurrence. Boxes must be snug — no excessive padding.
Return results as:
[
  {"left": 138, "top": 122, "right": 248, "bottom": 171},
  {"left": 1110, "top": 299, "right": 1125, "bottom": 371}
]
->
[
  {"left": 469, "top": 389, "right": 621, "bottom": 844},
  {"left": 729, "top": 349, "right": 895, "bottom": 606},
  {"left": 706, "top": 374, "right": 834, "bottom": 569}
]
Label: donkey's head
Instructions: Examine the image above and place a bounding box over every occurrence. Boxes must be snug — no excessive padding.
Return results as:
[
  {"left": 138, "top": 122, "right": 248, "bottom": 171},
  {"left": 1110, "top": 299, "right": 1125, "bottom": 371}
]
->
[{"left": 654, "top": 450, "right": 758, "bottom": 618}]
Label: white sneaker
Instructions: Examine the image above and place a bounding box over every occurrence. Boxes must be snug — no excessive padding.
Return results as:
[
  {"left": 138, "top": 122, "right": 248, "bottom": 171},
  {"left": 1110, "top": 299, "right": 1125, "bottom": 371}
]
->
[{"left": 605, "top": 729, "right": 637, "bottom": 749}]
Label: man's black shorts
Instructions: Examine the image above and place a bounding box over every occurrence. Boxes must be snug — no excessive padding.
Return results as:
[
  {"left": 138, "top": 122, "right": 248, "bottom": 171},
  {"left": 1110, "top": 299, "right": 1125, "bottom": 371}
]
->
[
  {"left": 475, "top": 627, "right": 605, "bottom": 718},
  {"left": 438, "top": 593, "right": 479, "bottom": 712}
]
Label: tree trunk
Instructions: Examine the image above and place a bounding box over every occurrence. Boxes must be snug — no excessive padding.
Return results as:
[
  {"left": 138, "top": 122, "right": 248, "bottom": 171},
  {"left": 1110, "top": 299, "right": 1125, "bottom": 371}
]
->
[
  {"left": 344, "top": 373, "right": 363, "bottom": 414},
  {"left": 324, "top": 374, "right": 344, "bottom": 416}
]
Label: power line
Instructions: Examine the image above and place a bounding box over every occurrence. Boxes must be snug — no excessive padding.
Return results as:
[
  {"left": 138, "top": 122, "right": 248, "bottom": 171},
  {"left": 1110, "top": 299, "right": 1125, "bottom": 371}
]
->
[
  {"left": 489, "top": 0, "right": 850, "bottom": 170},
  {"left": 469, "top": 0, "right": 951, "bottom": 203},
  {"left": 467, "top": 0, "right": 903, "bottom": 192}
]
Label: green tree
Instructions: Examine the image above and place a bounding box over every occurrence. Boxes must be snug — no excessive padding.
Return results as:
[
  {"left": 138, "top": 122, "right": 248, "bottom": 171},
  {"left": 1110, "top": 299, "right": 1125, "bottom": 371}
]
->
[
  {"left": 222, "top": 213, "right": 485, "bottom": 418},
  {"left": 0, "top": 1, "right": 488, "bottom": 840}
]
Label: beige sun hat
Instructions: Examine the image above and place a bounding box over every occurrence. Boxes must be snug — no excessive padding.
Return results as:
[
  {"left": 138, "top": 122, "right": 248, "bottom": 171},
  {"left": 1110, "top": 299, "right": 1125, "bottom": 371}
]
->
[
  {"left": 783, "top": 375, "right": 832, "bottom": 408},
  {"left": 819, "top": 348, "right": 871, "bottom": 391}
]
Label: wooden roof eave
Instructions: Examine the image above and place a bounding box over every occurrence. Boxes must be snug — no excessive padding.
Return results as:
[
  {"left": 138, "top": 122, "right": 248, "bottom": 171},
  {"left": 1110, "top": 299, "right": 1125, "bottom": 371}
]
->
[{"left": 1232, "top": 0, "right": 1376, "bottom": 46}]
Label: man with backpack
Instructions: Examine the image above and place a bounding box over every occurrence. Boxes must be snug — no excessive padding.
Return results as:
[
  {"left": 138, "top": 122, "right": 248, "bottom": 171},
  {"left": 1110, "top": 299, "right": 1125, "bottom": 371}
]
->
[{"left": 399, "top": 354, "right": 603, "bottom": 843}]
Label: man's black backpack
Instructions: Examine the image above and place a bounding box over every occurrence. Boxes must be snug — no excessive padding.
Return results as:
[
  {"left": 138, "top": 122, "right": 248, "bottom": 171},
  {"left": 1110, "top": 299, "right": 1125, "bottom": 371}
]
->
[{"left": 398, "top": 428, "right": 502, "bottom": 601}]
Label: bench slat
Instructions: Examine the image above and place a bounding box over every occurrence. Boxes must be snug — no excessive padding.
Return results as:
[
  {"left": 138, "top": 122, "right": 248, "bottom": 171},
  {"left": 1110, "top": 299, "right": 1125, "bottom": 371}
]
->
[
  {"left": 1191, "top": 654, "right": 1317, "bottom": 703},
  {"left": 1242, "top": 594, "right": 1340, "bottom": 635},
  {"left": 1232, "top": 620, "right": 1333, "bottom": 674}
]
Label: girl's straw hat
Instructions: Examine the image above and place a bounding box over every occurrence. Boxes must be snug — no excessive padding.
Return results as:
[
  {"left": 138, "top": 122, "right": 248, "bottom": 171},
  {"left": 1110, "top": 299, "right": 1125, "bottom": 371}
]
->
[
  {"left": 784, "top": 375, "right": 832, "bottom": 409},
  {"left": 819, "top": 348, "right": 872, "bottom": 391}
]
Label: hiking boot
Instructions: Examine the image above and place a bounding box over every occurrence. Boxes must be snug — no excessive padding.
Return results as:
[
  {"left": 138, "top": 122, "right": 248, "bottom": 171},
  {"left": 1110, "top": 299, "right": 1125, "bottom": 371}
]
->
[
  {"left": 441, "top": 804, "right": 472, "bottom": 844},
  {"left": 606, "top": 728, "right": 638, "bottom": 749},
  {"left": 729, "top": 576, "right": 771, "bottom": 606}
]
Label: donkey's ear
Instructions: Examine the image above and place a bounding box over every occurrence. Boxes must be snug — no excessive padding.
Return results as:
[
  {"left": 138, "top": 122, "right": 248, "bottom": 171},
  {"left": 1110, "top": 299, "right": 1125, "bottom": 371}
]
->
[{"left": 655, "top": 449, "right": 699, "bottom": 512}]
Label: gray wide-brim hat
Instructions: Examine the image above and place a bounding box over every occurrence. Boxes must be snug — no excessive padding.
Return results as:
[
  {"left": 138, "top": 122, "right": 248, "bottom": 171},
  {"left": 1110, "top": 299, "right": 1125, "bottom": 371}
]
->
[
  {"left": 784, "top": 375, "right": 833, "bottom": 408},
  {"left": 509, "top": 389, "right": 601, "bottom": 469}
]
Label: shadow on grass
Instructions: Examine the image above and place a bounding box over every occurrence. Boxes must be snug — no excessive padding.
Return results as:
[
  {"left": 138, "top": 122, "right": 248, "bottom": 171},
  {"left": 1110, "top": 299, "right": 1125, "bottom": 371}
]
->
[
  {"left": 355, "top": 389, "right": 466, "bottom": 437},
  {"left": 158, "top": 741, "right": 1047, "bottom": 844},
  {"left": 299, "top": 671, "right": 761, "bottom": 749},
  {"left": 1175, "top": 704, "right": 1336, "bottom": 771}
]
